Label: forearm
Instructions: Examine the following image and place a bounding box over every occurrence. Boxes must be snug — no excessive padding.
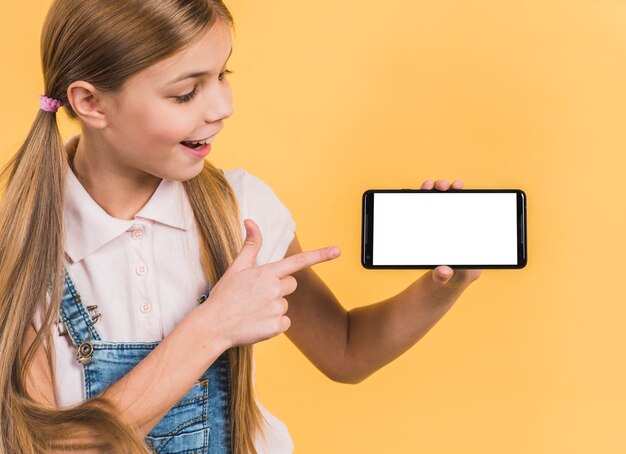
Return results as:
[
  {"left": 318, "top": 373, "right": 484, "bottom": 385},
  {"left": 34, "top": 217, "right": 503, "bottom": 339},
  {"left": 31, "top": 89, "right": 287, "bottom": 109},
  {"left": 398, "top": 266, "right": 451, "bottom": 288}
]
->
[
  {"left": 48, "top": 309, "right": 226, "bottom": 453},
  {"left": 100, "top": 303, "right": 229, "bottom": 437},
  {"left": 342, "top": 271, "right": 471, "bottom": 383}
]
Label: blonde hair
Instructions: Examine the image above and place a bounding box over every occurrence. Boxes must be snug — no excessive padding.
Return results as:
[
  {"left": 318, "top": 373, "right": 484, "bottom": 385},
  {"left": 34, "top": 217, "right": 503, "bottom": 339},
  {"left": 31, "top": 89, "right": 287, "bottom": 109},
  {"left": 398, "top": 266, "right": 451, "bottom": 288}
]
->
[{"left": 0, "top": 0, "right": 265, "bottom": 452}]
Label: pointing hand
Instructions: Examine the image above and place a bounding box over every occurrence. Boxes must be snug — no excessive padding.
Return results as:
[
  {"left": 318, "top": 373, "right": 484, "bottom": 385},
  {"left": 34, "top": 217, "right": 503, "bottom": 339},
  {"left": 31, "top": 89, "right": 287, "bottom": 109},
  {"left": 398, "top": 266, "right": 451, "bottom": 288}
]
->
[{"left": 204, "top": 219, "right": 341, "bottom": 348}]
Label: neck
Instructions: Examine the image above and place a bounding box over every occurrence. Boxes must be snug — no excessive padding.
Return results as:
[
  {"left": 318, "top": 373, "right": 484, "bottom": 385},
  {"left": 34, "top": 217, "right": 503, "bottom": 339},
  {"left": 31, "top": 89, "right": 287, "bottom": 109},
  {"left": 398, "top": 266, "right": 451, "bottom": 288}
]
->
[{"left": 66, "top": 133, "right": 162, "bottom": 220}]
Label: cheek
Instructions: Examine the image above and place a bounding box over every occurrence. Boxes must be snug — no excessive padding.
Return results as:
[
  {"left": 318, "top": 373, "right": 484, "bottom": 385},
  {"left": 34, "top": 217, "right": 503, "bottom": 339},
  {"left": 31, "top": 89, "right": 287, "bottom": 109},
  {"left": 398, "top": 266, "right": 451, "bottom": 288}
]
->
[{"left": 136, "top": 105, "right": 192, "bottom": 144}]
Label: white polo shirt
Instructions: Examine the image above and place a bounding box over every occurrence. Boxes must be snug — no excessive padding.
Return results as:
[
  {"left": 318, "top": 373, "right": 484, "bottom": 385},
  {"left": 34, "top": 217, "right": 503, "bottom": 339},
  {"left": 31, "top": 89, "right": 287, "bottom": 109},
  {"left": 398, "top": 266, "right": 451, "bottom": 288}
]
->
[{"left": 38, "top": 134, "right": 296, "bottom": 453}]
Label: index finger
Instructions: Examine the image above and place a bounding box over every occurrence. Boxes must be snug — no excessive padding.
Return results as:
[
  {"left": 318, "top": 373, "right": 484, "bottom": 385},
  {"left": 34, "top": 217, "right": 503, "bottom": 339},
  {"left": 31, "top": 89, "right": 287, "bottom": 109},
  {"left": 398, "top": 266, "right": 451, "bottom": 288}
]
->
[{"left": 264, "top": 246, "right": 341, "bottom": 277}]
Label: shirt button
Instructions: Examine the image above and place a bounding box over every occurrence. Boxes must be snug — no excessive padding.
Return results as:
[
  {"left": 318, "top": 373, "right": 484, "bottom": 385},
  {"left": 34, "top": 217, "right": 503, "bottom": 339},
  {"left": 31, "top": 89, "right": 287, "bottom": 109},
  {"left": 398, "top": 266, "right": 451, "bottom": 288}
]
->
[
  {"left": 135, "top": 264, "right": 147, "bottom": 276},
  {"left": 131, "top": 230, "right": 144, "bottom": 240},
  {"left": 139, "top": 302, "right": 152, "bottom": 313}
]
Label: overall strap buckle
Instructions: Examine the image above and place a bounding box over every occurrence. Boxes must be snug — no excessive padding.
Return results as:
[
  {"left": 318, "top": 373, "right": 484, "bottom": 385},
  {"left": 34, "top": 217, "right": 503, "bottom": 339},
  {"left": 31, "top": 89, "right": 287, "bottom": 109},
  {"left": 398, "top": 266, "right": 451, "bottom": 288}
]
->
[
  {"left": 76, "top": 305, "right": 101, "bottom": 365},
  {"left": 56, "top": 318, "right": 68, "bottom": 336},
  {"left": 57, "top": 304, "right": 101, "bottom": 336},
  {"left": 86, "top": 305, "right": 101, "bottom": 325}
]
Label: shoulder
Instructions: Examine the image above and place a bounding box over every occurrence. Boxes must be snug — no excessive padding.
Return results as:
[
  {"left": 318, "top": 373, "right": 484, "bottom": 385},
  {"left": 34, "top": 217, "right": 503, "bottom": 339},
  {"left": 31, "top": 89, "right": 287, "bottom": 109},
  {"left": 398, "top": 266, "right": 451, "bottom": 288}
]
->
[
  {"left": 221, "top": 168, "right": 279, "bottom": 199},
  {"left": 220, "top": 168, "right": 296, "bottom": 264},
  {"left": 221, "top": 168, "right": 291, "bottom": 216}
]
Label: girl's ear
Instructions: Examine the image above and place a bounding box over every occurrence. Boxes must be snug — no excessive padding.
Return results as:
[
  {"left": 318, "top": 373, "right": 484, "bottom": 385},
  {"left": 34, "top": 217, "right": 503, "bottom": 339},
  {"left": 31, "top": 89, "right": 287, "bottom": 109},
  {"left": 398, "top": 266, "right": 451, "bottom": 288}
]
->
[{"left": 66, "top": 81, "right": 112, "bottom": 129}]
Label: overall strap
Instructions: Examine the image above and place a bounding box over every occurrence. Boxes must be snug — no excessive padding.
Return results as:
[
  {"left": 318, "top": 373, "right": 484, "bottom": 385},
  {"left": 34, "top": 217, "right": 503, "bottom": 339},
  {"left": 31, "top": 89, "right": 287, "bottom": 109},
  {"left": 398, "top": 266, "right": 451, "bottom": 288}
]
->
[{"left": 59, "top": 265, "right": 102, "bottom": 349}]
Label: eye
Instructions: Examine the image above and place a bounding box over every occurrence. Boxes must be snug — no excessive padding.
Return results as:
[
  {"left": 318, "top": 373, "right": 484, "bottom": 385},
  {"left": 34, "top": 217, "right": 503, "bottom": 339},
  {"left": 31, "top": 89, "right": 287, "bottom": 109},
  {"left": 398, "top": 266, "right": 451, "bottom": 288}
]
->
[
  {"left": 219, "top": 69, "right": 233, "bottom": 81},
  {"left": 174, "top": 87, "right": 199, "bottom": 104}
]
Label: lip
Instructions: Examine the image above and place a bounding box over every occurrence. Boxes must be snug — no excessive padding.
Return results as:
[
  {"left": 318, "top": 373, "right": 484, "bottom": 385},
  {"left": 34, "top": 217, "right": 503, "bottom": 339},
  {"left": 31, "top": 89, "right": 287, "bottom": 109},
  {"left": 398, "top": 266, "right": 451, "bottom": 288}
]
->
[
  {"left": 180, "top": 141, "right": 211, "bottom": 158},
  {"left": 183, "top": 136, "right": 212, "bottom": 143},
  {"left": 182, "top": 129, "right": 221, "bottom": 143}
]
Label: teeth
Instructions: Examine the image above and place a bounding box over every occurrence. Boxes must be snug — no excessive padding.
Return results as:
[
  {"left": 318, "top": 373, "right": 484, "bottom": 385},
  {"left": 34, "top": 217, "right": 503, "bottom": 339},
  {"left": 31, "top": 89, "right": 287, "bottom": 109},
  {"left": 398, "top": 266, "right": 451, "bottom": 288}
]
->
[
  {"left": 183, "top": 136, "right": 214, "bottom": 146},
  {"left": 181, "top": 135, "right": 217, "bottom": 150}
]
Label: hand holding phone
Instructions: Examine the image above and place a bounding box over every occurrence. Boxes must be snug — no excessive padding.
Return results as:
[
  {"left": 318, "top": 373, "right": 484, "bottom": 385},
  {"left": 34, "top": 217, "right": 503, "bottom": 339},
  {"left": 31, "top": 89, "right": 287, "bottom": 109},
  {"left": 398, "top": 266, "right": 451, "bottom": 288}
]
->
[{"left": 361, "top": 179, "right": 527, "bottom": 272}]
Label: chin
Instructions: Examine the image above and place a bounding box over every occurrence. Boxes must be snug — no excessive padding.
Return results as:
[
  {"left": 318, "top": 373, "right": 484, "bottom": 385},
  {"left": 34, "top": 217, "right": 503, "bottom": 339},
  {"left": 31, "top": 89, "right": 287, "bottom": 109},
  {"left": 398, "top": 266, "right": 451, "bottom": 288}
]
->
[{"left": 166, "top": 164, "right": 205, "bottom": 182}]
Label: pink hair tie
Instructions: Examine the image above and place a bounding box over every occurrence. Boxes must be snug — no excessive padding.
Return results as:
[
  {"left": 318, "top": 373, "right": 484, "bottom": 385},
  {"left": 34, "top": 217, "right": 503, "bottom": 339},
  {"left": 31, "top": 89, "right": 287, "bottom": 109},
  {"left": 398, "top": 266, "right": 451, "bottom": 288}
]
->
[{"left": 39, "top": 94, "right": 63, "bottom": 113}]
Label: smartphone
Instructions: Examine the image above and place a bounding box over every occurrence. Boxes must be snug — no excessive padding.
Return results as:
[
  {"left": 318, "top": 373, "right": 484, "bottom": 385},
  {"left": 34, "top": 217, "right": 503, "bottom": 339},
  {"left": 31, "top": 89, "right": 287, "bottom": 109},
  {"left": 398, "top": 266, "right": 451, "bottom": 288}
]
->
[{"left": 361, "top": 189, "right": 527, "bottom": 269}]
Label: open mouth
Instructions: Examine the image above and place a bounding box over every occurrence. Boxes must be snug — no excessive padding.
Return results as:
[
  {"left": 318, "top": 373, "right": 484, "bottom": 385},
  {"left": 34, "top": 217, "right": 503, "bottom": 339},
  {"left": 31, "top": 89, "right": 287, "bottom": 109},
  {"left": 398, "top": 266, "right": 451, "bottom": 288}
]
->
[{"left": 180, "top": 140, "right": 205, "bottom": 149}]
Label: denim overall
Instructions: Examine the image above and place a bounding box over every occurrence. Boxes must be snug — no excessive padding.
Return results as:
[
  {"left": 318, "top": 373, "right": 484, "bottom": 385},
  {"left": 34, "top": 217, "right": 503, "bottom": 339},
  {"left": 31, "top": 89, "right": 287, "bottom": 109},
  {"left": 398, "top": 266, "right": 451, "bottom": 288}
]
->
[{"left": 58, "top": 266, "right": 232, "bottom": 454}]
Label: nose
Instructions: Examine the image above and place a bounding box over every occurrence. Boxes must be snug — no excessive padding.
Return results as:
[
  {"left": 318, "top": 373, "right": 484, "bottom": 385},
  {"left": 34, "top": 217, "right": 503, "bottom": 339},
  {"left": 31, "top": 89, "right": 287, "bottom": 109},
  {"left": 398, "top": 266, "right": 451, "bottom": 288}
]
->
[{"left": 204, "top": 83, "right": 233, "bottom": 124}]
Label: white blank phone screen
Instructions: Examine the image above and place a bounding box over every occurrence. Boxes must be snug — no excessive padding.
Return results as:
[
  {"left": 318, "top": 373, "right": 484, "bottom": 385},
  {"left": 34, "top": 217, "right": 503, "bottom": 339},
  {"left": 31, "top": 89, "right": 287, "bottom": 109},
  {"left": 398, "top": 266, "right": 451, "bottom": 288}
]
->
[{"left": 372, "top": 192, "right": 518, "bottom": 265}]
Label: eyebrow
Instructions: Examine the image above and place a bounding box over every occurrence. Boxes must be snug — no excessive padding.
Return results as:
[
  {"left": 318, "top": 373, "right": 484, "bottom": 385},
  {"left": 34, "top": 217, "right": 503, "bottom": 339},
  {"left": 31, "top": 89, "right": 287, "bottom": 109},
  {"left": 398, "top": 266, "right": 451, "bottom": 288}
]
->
[{"left": 166, "top": 47, "right": 233, "bottom": 85}]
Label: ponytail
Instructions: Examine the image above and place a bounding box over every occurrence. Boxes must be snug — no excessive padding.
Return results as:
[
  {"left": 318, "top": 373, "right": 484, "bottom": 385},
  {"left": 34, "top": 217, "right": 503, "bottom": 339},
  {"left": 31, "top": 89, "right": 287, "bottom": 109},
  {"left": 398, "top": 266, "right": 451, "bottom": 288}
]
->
[{"left": 0, "top": 102, "right": 152, "bottom": 452}]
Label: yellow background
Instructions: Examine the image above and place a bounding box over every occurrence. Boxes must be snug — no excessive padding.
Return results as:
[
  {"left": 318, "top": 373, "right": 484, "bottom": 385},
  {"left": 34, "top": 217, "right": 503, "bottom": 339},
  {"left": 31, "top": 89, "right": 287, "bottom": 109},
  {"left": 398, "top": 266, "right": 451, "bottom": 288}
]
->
[{"left": 2, "top": 1, "right": 625, "bottom": 452}]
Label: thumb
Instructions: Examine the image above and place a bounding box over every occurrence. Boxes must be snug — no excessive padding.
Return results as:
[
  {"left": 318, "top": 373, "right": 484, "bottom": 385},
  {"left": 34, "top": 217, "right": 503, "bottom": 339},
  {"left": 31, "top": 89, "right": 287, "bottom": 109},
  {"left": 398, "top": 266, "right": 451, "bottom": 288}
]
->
[{"left": 231, "top": 219, "right": 263, "bottom": 271}]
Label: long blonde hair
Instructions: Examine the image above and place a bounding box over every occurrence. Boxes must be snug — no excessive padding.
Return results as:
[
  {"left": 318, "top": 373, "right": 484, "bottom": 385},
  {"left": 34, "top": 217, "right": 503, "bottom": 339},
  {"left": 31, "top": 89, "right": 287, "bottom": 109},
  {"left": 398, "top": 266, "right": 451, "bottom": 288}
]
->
[{"left": 0, "top": 0, "right": 265, "bottom": 452}]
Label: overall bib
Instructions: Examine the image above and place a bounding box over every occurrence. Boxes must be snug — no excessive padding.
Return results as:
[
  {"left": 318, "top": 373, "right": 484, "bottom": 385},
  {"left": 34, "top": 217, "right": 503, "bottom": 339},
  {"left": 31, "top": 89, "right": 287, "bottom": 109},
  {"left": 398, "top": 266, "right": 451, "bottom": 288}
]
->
[{"left": 58, "top": 266, "right": 232, "bottom": 454}]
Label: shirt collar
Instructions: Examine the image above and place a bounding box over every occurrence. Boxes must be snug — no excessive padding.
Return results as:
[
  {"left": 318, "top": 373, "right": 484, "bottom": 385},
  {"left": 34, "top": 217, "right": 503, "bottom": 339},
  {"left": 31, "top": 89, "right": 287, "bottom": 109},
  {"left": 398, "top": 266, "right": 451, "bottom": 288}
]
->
[{"left": 63, "top": 134, "right": 192, "bottom": 263}]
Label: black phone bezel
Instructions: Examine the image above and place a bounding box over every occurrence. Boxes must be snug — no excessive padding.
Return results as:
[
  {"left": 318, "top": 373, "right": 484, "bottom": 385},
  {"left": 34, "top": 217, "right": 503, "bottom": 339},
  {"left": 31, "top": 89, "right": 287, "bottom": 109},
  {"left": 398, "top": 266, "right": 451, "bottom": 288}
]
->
[{"left": 361, "top": 189, "right": 527, "bottom": 269}]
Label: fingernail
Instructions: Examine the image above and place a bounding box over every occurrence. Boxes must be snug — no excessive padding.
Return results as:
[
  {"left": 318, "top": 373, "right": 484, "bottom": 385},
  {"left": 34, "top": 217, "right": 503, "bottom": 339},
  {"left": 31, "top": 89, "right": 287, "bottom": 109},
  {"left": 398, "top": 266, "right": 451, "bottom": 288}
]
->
[{"left": 329, "top": 247, "right": 340, "bottom": 258}]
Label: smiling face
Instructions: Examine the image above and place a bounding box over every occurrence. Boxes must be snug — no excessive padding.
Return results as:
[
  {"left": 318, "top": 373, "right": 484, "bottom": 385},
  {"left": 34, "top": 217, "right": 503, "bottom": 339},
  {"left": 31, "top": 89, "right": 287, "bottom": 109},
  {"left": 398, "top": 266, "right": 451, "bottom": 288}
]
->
[{"left": 91, "top": 19, "right": 234, "bottom": 182}]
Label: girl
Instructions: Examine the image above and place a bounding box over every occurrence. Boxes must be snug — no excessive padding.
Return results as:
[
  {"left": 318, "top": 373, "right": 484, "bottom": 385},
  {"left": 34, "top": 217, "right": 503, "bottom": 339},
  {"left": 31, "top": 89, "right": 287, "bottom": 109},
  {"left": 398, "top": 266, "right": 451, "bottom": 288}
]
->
[{"left": 0, "top": 0, "right": 481, "bottom": 453}]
